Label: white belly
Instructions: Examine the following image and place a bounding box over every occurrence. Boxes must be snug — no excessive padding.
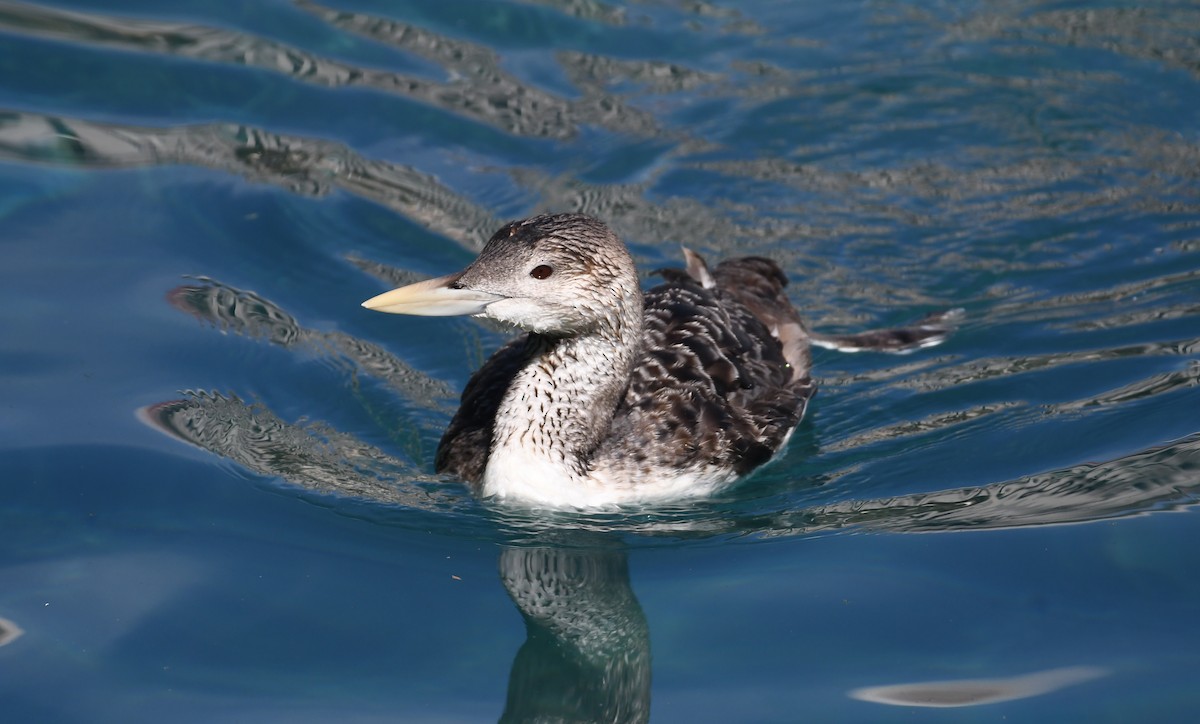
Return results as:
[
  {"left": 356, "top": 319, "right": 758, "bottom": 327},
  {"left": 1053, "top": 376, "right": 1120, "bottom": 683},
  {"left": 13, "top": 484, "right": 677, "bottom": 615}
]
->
[{"left": 481, "top": 447, "right": 737, "bottom": 509}]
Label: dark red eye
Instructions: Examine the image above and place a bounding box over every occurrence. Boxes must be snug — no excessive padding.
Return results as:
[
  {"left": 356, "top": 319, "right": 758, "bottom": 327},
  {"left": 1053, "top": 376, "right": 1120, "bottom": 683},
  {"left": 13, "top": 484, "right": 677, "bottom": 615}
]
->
[{"left": 530, "top": 264, "right": 554, "bottom": 280}]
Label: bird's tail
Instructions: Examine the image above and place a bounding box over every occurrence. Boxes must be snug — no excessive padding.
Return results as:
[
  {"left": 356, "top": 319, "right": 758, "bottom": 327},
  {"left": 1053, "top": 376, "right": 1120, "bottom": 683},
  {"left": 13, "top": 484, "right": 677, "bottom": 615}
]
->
[{"left": 810, "top": 308, "right": 963, "bottom": 353}]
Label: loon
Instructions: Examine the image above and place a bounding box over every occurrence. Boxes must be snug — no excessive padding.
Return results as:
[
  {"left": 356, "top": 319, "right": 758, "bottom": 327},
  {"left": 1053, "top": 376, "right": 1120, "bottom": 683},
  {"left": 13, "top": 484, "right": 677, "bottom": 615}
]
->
[{"left": 363, "top": 213, "right": 950, "bottom": 508}]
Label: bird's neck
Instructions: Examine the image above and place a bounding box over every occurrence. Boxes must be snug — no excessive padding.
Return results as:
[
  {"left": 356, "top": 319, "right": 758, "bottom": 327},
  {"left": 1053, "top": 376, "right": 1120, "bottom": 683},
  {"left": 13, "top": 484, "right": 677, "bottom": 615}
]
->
[{"left": 482, "top": 305, "right": 642, "bottom": 505}]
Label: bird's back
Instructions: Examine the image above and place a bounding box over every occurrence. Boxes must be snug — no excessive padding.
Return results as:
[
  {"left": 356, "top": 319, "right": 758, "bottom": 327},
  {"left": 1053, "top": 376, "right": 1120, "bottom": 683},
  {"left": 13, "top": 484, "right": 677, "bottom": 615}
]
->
[{"left": 592, "top": 254, "right": 815, "bottom": 483}]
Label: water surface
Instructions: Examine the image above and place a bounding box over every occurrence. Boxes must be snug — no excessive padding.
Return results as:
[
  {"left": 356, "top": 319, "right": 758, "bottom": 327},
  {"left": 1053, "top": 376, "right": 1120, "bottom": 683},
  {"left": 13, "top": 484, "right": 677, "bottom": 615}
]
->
[{"left": 2, "top": 0, "right": 1199, "bottom": 721}]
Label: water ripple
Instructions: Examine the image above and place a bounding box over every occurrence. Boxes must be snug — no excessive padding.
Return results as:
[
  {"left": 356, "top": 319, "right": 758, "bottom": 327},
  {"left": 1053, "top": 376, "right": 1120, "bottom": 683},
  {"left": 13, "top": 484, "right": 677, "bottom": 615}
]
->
[
  {"left": 0, "top": 110, "right": 499, "bottom": 249},
  {"left": 139, "top": 380, "right": 1200, "bottom": 545},
  {"left": 0, "top": 0, "right": 674, "bottom": 140},
  {"left": 1, "top": 0, "right": 1193, "bottom": 550}
]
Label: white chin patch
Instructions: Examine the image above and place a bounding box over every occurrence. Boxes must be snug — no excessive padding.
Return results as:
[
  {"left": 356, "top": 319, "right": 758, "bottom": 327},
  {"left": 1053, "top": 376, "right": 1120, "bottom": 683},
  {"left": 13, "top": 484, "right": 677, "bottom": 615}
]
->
[{"left": 484, "top": 298, "right": 572, "bottom": 333}]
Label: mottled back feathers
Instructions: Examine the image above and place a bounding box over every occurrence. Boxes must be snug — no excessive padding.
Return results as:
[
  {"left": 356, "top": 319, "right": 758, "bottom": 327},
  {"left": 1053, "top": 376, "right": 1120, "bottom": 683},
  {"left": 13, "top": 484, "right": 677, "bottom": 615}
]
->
[{"left": 596, "top": 256, "right": 815, "bottom": 478}]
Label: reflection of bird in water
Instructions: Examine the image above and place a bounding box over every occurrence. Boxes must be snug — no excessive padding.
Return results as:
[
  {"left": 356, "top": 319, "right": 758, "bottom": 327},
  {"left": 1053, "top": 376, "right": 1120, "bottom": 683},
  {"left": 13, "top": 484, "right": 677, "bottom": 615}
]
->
[
  {"left": 498, "top": 545, "right": 649, "bottom": 724},
  {"left": 364, "top": 213, "right": 953, "bottom": 508}
]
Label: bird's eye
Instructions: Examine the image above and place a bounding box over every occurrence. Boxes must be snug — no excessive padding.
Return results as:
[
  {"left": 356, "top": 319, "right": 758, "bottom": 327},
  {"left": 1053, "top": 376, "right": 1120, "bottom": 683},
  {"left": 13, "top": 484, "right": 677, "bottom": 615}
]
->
[{"left": 530, "top": 264, "right": 554, "bottom": 280}]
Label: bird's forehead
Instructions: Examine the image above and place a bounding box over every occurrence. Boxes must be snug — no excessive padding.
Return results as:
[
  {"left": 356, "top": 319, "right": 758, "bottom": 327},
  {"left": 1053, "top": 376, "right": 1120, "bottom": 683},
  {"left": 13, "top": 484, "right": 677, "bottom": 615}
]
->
[
  {"left": 493, "top": 218, "right": 568, "bottom": 248},
  {"left": 472, "top": 215, "right": 625, "bottom": 282},
  {"left": 481, "top": 227, "right": 583, "bottom": 262}
]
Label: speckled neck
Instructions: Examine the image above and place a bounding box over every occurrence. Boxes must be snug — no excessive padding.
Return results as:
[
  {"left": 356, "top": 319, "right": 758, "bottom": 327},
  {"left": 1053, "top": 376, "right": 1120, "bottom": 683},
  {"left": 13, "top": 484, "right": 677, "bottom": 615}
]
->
[{"left": 481, "top": 292, "right": 642, "bottom": 504}]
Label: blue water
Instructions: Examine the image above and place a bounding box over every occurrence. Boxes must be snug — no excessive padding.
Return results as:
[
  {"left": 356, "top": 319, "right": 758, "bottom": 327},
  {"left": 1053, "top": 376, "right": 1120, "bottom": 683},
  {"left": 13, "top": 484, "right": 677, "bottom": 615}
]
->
[{"left": 2, "top": 0, "right": 1199, "bottom": 720}]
